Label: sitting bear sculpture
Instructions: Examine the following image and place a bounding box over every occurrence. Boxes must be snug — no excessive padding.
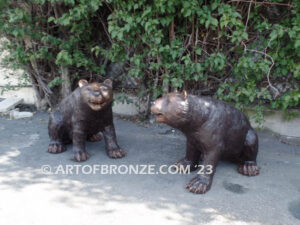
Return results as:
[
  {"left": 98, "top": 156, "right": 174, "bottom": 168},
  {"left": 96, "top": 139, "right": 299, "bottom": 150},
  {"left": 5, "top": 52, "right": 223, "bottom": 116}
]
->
[
  {"left": 47, "top": 79, "right": 125, "bottom": 161},
  {"left": 151, "top": 91, "right": 259, "bottom": 194}
]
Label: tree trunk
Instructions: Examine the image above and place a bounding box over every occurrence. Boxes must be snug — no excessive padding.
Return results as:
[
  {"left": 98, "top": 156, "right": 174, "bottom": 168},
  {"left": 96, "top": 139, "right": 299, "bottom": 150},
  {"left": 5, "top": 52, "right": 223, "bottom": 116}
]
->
[{"left": 60, "top": 66, "right": 71, "bottom": 99}]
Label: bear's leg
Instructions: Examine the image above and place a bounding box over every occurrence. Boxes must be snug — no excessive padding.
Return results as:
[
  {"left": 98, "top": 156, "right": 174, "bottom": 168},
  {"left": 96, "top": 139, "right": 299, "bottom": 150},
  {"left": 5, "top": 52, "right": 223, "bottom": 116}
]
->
[
  {"left": 186, "top": 149, "right": 221, "bottom": 194},
  {"left": 238, "top": 129, "right": 259, "bottom": 176},
  {"left": 103, "top": 124, "right": 125, "bottom": 159},
  {"left": 72, "top": 125, "right": 89, "bottom": 162},
  {"left": 47, "top": 111, "right": 67, "bottom": 154},
  {"left": 175, "top": 140, "right": 201, "bottom": 172},
  {"left": 87, "top": 133, "right": 102, "bottom": 142}
]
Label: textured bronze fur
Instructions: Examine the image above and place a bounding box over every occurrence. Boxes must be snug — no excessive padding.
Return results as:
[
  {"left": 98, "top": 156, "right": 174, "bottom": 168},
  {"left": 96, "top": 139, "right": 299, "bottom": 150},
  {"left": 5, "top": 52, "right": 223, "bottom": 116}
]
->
[
  {"left": 151, "top": 92, "right": 259, "bottom": 194},
  {"left": 47, "top": 79, "right": 125, "bottom": 161}
]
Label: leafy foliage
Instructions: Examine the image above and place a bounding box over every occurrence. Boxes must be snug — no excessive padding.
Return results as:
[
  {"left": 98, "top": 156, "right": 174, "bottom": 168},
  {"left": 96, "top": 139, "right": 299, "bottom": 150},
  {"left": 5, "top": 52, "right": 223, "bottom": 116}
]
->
[
  {"left": 0, "top": 0, "right": 299, "bottom": 118},
  {"left": 0, "top": 0, "right": 109, "bottom": 107}
]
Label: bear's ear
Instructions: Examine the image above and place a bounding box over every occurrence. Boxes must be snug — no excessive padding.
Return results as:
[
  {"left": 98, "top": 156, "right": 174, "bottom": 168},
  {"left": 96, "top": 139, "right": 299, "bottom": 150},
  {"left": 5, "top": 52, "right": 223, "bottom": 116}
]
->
[
  {"left": 103, "top": 79, "right": 113, "bottom": 88},
  {"left": 183, "top": 90, "right": 187, "bottom": 100},
  {"left": 78, "top": 79, "right": 88, "bottom": 88}
]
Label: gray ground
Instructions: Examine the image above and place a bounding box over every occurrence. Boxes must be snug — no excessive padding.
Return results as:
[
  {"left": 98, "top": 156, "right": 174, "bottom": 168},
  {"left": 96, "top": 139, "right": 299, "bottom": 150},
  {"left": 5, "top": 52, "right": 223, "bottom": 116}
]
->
[{"left": 0, "top": 112, "right": 299, "bottom": 225}]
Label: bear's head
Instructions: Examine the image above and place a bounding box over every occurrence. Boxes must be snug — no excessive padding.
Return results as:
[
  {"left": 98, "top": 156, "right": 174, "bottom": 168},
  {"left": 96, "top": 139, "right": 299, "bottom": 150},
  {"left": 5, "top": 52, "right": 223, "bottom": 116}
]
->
[
  {"left": 151, "top": 91, "right": 189, "bottom": 127},
  {"left": 78, "top": 79, "right": 113, "bottom": 111}
]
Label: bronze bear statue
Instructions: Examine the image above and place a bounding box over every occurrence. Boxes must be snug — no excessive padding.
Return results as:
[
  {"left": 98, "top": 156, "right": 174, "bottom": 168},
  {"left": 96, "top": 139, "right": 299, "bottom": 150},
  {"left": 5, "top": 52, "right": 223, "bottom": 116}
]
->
[
  {"left": 47, "top": 79, "right": 125, "bottom": 161},
  {"left": 151, "top": 91, "right": 259, "bottom": 194}
]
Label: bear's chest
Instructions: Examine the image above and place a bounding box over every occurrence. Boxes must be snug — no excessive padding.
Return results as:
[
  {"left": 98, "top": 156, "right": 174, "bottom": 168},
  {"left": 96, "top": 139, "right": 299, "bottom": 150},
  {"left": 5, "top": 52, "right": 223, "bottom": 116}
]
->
[{"left": 70, "top": 108, "right": 112, "bottom": 133}]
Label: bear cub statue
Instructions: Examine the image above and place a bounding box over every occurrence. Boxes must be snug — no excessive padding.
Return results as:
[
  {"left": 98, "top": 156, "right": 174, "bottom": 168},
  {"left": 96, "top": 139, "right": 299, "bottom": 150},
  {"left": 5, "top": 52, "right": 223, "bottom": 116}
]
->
[
  {"left": 47, "top": 79, "right": 125, "bottom": 162},
  {"left": 151, "top": 91, "right": 259, "bottom": 194}
]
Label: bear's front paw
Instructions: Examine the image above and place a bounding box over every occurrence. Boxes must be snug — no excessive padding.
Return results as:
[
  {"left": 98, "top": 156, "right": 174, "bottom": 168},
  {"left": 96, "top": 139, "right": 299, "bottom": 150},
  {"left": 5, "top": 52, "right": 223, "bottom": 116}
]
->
[
  {"left": 73, "top": 150, "right": 89, "bottom": 162},
  {"left": 107, "top": 148, "right": 126, "bottom": 159},
  {"left": 175, "top": 158, "right": 197, "bottom": 172},
  {"left": 47, "top": 142, "right": 66, "bottom": 154},
  {"left": 186, "top": 175, "right": 212, "bottom": 194},
  {"left": 238, "top": 161, "right": 259, "bottom": 176}
]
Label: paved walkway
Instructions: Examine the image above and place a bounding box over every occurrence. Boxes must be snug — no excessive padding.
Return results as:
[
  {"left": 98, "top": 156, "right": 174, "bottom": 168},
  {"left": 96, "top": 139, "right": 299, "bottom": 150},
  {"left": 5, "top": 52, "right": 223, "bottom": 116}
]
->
[{"left": 0, "top": 112, "right": 299, "bottom": 225}]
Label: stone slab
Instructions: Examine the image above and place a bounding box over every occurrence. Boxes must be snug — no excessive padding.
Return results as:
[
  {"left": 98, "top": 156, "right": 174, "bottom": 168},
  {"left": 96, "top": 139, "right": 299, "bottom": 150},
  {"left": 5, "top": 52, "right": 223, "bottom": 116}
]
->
[{"left": 0, "top": 97, "right": 23, "bottom": 113}]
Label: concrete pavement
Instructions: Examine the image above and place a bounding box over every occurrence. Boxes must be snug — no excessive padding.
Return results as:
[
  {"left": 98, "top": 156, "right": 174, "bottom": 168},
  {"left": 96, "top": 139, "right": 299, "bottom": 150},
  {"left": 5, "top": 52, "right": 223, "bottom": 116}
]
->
[{"left": 0, "top": 112, "right": 299, "bottom": 225}]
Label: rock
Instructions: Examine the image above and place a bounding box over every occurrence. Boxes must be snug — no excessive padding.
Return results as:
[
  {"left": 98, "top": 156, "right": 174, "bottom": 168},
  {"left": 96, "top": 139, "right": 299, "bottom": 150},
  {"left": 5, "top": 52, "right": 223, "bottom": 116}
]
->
[
  {"left": 270, "top": 73, "right": 299, "bottom": 99},
  {"left": 107, "top": 62, "right": 124, "bottom": 78},
  {"left": 0, "top": 97, "right": 23, "bottom": 113},
  {"left": 10, "top": 110, "right": 33, "bottom": 119},
  {"left": 106, "top": 62, "right": 138, "bottom": 88}
]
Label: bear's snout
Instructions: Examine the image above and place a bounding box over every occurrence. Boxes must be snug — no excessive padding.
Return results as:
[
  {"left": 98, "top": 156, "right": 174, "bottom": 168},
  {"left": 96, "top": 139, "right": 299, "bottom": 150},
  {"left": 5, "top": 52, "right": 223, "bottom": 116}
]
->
[
  {"left": 151, "top": 98, "right": 167, "bottom": 123},
  {"left": 150, "top": 99, "right": 162, "bottom": 115}
]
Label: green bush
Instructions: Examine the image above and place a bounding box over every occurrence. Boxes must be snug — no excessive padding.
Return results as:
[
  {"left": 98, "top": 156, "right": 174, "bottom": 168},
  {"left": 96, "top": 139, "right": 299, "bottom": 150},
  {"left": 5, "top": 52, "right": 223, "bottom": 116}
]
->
[
  {"left": 0, "top": 0, "right": 109, "bottom": 108},
  {"left": 0, "top": 0, "right": 299, "bottom": 118}
]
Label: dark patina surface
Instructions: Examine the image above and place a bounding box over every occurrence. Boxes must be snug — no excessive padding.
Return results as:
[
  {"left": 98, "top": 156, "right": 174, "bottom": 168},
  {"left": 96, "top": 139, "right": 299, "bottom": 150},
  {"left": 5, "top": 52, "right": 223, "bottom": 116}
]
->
[
  {"left": 151, "top": 92, "right": 259, "bottom": 194},
  {"left": 47, "top": 79, "right": 125, "bottom": 161}
]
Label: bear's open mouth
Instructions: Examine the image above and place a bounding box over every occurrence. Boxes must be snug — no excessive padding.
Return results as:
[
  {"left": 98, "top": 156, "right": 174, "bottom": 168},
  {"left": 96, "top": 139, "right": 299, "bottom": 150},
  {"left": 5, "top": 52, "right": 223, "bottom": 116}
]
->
[
  {"left": 152, "top": 111, "right": 163, "bottom": 117},
  {"left": 89, "top": 100, "right": 106, "bottom": 106},
  {"left": 88, "top": 100, "right": 107, "bottom": 110},
  {"left": 153, "top": 112, "right": 165, "bottom": 122}
]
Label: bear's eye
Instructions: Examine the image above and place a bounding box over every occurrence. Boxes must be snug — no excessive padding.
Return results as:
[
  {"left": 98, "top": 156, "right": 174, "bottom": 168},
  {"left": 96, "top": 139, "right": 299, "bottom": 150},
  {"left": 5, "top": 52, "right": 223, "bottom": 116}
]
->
[{"left": 100, "top": 86, "right": 108, "bottom": 91}]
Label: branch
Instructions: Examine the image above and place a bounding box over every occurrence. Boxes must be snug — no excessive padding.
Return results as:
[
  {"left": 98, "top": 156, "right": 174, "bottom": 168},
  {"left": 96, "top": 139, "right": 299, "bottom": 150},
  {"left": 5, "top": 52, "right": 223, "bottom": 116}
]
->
[
  {"left": 241, "top": 42, "right": 279, "bottom": 98},
  {"left": 244, "top": 0, "right": 253, "bottom": 32},
  {"left": 169, "top": 20, "right": 175, "bottom": 43},
  {"left": 208, "top": 75, "right": 223, "bottom": 83},
  {"left": 102, "top": 0, "right": 113, "bottom": 13},
  {"left": 229, "top": 0, "right": 295, "bottom": 8},
  {"left": 98, "top": 14, "right": 113, "bottom": 44}
]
